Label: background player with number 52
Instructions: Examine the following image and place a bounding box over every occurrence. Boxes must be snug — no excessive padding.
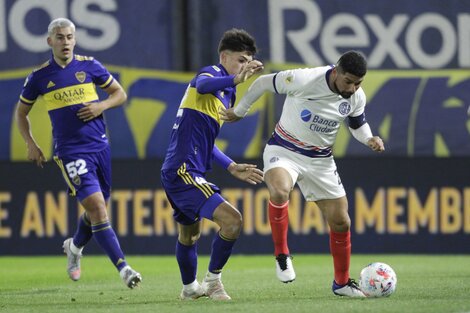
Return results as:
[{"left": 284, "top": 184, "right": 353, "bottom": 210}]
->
[{"left": 15, "top": 18, "right": 141, "bottom": 289}]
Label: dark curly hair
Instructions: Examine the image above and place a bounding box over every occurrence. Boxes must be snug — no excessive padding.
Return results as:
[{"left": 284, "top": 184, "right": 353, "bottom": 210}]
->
[
  {"left": 218, "top": 28, "right": 258, "bottom": 56},
  {"left": 336, "top": 50, "right": 367, "bottom": 77}
]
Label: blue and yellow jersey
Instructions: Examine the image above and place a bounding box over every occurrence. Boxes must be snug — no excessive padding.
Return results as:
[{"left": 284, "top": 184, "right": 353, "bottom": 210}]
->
[
  {"left": 19, "top": 54, "right": 114, "bottom": 157},
  {"left": 162, "top": 64, "right": 236, "bottom": 173}
]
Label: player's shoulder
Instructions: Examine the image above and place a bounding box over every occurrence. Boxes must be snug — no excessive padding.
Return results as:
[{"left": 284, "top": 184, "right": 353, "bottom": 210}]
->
[
  {"left": 74, "top": 54, "right": 106, "bottom": 70},
  {"left": 278, "top": 65, "right": 328, "bottom": 85},
  {"left": 297, "top": 65, "right": 330, "bottom": 76},
  {"left": 352, "top": 87, "right": 367, "bottom": 104},
  {"left": 198, "top": 64, "right": 224, "bottom": 77},
  {"left": 30, "top": 60, "right": 52, "bottom": 75},
  {"left": 74, "top": 54, "right": 95, "bottom": 62}
]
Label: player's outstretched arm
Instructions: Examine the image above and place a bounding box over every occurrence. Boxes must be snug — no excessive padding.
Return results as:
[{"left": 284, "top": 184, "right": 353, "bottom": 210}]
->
[
  {"left": 227, "top": 163, "right": 264, "bottom": 185},
  {"left": 220, "top": 73, "right": 276, "bottom": 123}
]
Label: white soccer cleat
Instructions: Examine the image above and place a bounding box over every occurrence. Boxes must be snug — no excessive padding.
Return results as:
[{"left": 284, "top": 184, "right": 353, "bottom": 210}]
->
[
  {"left": 332, "top": 279, "right": 366, "bottom": 298},
  {"left": 275, "top": 254, "right": 296, "bottom": 283},
  {"left": 180, "top": 282, "right": 206, "bottom": 300},
  {"left": 120, "top": 265, "right": 142, "bottom": 289},
  {"left": 201, "top": 276, "right": 231, "bottom": 300},
  {"left": 63, "top": 238, "right": 81, "bottom": 281}
]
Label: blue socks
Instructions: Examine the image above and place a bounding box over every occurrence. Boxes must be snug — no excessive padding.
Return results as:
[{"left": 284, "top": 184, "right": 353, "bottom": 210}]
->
[
  {"left": 92, "top": 221, "right": 128, "bottom": 271},
  {"left": 208, "top": 232, "right": 236, "bottom": 274},
  {"left": 176, "top": 232, "right": 236, "bottom": 285},
  {"left": 72, "top": 213, "right": 92, "bottom": 248},
  {"left": 176, "top": 240, "right": 198, "bottom": 284}
]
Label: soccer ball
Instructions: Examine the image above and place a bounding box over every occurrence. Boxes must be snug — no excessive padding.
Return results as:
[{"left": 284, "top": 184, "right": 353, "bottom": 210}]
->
[{"left": 359, "top": 262, "right": 397, "bottom": 297}]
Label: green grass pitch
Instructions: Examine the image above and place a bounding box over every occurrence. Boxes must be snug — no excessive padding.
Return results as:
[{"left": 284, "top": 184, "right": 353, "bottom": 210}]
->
[{"left": 1, "top": 254, "right": 469, "bottom": 313}]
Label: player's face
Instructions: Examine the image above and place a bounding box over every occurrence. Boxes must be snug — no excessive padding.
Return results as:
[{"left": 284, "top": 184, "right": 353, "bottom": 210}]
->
[
  {"left": 331, "top": 69, "right": 364, "bottom": 99},
  {"left": 221, "top": 51, "right": 253, "bottom": 76},
  {"left": 47, "top": 27, "right": 76, "bottom": 65}
]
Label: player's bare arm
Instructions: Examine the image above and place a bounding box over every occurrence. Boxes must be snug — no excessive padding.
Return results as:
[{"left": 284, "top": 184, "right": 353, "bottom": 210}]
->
[
  {"left": 227, "top": 163, "right": 264, "bottom": 185},
  {"left": 15, "top": 101, "right": 47, "bottom": 167},
  {"left": 77, "top": 80, "right": 127, "bottom": 122},
  {"left": 367, "top": 136, "right": 385, "bottom": 152}
]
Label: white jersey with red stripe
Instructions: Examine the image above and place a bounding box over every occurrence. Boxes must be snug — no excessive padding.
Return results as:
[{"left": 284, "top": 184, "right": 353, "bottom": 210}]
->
[{"left": 270, "top": 66, "right": 366, "bottom": 156}]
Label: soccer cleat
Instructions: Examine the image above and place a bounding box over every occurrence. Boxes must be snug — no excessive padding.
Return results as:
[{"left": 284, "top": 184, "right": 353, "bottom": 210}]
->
[
  {"left": 180, "top": 282, "right": 206, "bottom": 300},
  {"left": 275, "top": 254, "right": 296, "bottom": 283},
  {"left": 120, "top": 265, "right": 142, "bottom": 289},
  {"left": 332, "top": 278, "right": 366, "bottom": 298},
  {"left": 63, "top": 238, "right": 81, "bottom": 281},
  {"left": 201, "top": 276, "right": 231, "bottom": 300}
]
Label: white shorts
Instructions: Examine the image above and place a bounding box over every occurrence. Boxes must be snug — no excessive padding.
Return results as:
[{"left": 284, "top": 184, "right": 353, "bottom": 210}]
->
[{"left": 263, "top": 144, "right": 346, "bottom": 201}]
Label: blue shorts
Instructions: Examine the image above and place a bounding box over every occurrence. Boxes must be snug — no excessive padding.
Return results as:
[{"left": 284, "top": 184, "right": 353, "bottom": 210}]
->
[
  {"left": 161, "top": 166, "right": 225, "bottom": 225},
  {"left": 53, "top": 146, "right": 111, "bottom": 202}
]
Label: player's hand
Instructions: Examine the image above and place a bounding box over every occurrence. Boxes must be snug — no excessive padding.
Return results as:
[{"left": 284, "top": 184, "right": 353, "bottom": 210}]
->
[
  {"left": 77, "top": 102, "right": 104, "bottom": 122},
  {"left": 234, "top": 60, "right": 264, "bottom": 84},
  {"left": 27, "top": 143, "right": 46, "bottom": 168},
  {"left": 227, "top": 163, "right": 264, "bottom": 185},
  {"left": 220, "top": 107, "right": 243, "bottom": 123},
  {"left": 367, "top": 136, "right": 385, "bottom": 152}
]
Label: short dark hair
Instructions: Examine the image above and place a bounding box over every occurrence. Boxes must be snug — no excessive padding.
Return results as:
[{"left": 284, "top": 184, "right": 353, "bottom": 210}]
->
[
  {"left": 336, "top": 50, "right": 367, "bottom": 77},
  {"left": 218, "top": 28, "right": 258, "bottom": 56}
]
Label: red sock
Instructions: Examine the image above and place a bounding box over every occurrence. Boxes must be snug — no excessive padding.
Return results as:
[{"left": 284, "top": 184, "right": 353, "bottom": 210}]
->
[
  {"left": 330, "top": 230, "right": 351, "bottom": 285},
  {"left": 268, "top": 200, "right": 289, "bottom": 256}
]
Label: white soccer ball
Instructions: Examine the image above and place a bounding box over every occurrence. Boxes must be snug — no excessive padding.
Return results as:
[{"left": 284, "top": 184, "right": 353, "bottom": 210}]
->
[{"left": 359, "top": 262, "right": 397, "bottom": 297}]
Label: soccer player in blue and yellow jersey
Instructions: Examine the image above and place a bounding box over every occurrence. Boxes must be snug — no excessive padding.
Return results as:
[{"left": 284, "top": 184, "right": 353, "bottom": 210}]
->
[
  {"left": 161, "top": 29, "right": 264, "bottom": 300},
  {"left": 15, "top": 18, "right": 141, "bottom": 289}
]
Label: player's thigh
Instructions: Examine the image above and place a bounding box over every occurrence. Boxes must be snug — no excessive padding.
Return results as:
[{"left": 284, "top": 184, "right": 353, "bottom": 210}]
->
[
  {"left": 212, "top": 201, "right": 242, "bottom": 226},
  {"left": 265, "top": 167, "right": 295, "bottom": 197},
  {"left": 212, "top": 201, "right": 242, "bottom": 238},
  {"left": 80, "top": 191, "right": 108, "bottom": 222}
]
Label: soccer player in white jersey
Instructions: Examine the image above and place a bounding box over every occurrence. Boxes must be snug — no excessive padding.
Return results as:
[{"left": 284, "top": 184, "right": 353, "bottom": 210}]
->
[{"left": 220, "top": 51, "right": 384, "bottom": 297}]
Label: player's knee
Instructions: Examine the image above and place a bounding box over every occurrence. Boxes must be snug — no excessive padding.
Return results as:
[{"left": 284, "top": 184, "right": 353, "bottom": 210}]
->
[
  {"left": 178, "top": 232, "right": 201, "bottom": 246},
  {"left": 221, "top": 212, "right": 242, "bottom": 238},
  {"left": 329, "top": 217, "right": 351, "bottom": 232},
  {"left": 85, "top": 204, "right": 108, "bottom": 223},
  {"left": 270, "top": 188, "right": 290, "bottom": 203}
]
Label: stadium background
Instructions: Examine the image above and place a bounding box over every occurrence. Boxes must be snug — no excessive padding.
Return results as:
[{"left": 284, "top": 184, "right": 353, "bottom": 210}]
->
[{"left": 0, "top": 0, "right": 469, "bottom": 255}]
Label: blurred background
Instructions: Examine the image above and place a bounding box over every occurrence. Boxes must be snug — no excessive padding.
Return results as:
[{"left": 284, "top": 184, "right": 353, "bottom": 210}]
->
[{"left": 0, "top": 0, "right": 469, "bottom": 255}]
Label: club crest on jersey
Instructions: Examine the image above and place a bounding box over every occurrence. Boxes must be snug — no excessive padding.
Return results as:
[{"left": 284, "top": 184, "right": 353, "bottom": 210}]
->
[
  {"left": 75, "top": 71, "right": 86, "bottom": 83},
  {"left": 269, "top": 156, "right": 279, "bottom": 163},
  {"left": 72, "top": 175, "right": 81, "bottom": 186},
  {"left": 338, "top": 102, "right": 351, "bottom": 115}
]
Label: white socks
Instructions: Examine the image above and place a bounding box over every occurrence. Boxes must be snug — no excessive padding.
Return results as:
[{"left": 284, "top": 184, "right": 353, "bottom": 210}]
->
[
  {"left": 205, "top": 272, "right": 221, "bottom": 281},
  {"left": 70, "top": 240, "right": 83, "bottom": 255},
  {"left": 183, "top": 279, "right": 201, "bottom": 291}
]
